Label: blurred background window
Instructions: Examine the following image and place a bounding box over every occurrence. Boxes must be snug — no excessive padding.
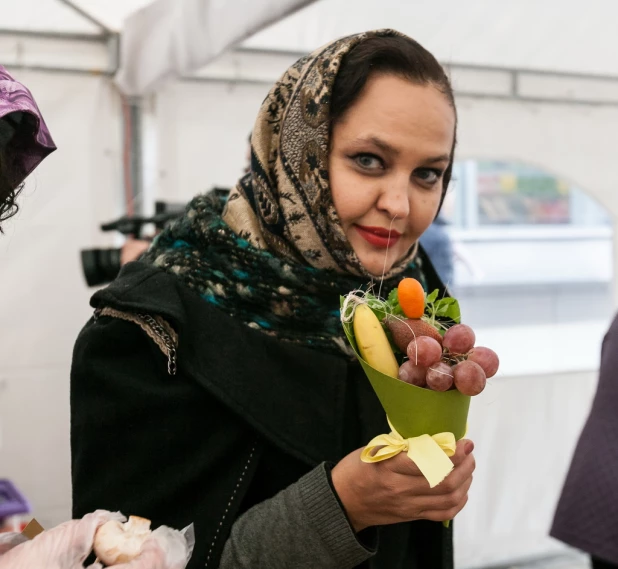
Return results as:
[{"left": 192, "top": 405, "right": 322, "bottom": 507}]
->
[{"left": 432, "top": 160, "right": 614, "bottom": 377}]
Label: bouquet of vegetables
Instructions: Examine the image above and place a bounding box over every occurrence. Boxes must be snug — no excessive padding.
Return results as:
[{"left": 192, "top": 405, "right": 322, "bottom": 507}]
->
[{"left": 340, "top": 278, "right": 499, "bottom": 490}]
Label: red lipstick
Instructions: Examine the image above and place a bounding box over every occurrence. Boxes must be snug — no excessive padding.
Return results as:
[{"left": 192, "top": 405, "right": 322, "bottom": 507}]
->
[{"left": 355, "top": 225, "right": 401, "bottom": 248}]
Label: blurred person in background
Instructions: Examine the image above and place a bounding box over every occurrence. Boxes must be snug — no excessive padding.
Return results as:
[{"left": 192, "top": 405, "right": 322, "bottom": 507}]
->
[
  {"left": 0, "top": 67, "right": 56, "bottom": 231},
  {"left": 121, "top": 236, "right": 151, "bottom": 266},
  {"left": 119, "top": 129, "right": 254, "bottom": 271},
  {"left": 0, "top": 65, "right": 191, "bottom": 568},
  {"left": 419, "top": 214, "right": 454, "bottom": 288},
  {"left": 551, "top": 314, "right": 618, "bottom": 569}
]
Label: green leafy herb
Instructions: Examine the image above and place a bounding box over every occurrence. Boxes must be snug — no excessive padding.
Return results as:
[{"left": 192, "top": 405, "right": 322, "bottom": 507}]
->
[
  {"left": 422, "top": 289, "right": 462, "bottom": 335},
  {"left": 426, "top": 289, "right": 439, "bottom": 305},
  {"left": 387, "top": 287, "right": 399, "bottom": 306},
  {"left": 386, "top": 288, "right": 404, "bottom": 317},
  {"left": 434, "top": 296, "right": 461, "bottom": 323}
]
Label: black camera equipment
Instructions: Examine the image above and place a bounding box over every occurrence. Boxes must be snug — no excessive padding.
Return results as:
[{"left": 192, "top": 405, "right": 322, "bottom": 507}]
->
[
  {"left": 80, "top": 201, "right": 186, "bottom": 288},
  {"left": 80, "top": 189, "right": 231, "bottom": 288}
]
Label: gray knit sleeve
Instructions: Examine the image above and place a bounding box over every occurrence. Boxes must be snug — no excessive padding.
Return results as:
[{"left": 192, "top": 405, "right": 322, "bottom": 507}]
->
[{"left": 219, "top": 463, "right": 377, "bottom": 569}]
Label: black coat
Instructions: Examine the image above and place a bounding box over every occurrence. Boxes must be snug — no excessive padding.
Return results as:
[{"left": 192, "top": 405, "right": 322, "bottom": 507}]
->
[
  {"left": 551, "top": 313, "right": 618, "bottom": 564},
  {"left": 71, "top": 261, "right": 453, "bottom": 569}
]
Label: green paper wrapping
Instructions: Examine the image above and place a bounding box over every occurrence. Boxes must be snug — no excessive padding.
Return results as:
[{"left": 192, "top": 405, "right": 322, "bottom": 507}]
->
[{"left": 342, "top": 317, "right": 470, "bottom": 440}]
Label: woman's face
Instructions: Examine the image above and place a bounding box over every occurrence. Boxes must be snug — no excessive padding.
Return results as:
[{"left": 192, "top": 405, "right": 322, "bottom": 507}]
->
[{"left": 329, "top": 74, "right": 455, "bottom": 276}]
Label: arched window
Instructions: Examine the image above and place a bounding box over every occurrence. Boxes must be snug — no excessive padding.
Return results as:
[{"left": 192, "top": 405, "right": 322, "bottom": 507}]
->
[{"left": 424, "top": 160, "right": 613, "bottom": 376}]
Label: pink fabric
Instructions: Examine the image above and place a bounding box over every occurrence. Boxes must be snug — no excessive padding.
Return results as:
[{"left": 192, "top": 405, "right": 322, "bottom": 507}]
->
[{"left": 0, "top": 66, "right": 56, "bottom": 187}]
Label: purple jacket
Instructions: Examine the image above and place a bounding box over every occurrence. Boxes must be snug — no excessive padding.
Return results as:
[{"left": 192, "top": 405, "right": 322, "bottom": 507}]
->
[
  {"left": 0, "top": 65, "right": 56, "bottom": 187},
  {"left": 551, "top": 313, "right": 618, "bottom": 563}
]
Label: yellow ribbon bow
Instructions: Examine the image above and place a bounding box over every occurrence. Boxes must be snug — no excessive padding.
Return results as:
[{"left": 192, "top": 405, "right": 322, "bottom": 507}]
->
[{"left": 361, "top": 417, "right": 457, "bottom": 488}]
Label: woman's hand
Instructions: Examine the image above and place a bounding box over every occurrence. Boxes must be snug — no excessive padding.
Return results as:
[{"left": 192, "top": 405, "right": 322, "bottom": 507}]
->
[{"left": 331, "top": 439, "right": 475, "bottom": 531}]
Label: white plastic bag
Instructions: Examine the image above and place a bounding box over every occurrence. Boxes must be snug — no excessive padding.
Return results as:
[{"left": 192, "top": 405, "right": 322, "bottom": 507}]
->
[
  {"left": 0, "top": 510, "right": 194, "bottom": 569},
  {"left": 98, "top": 525, "right": 195, "bottom": 569},
  {"left": 0, "top": 532, "right": 27, "bottom": 555}
]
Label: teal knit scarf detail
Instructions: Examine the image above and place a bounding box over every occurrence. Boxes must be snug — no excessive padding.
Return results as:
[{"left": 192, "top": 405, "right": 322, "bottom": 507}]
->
[{"left": 142, "top": 192, "right": 428, "bottom": 357}]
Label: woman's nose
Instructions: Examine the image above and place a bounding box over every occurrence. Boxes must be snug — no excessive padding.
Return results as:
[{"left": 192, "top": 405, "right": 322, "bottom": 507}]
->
[{"left": 376, "top": 176, "right": 410, "bottom": 220}]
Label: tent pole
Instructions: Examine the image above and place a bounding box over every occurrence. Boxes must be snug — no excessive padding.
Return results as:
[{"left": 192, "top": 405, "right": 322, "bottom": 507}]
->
[
  {"left": 127, "top": 98, "right": 144, "bottom": 215},
  {"left": 0, "top": 29, "right": 105, "bottom": 42},
  {"left": 0, "top": 28, "right": 113, "bottom": 75},
  {"left": 0, "top": 64, "right": 112, "bottom": 76},
  {"left": 56, "top": 0, "right": 112, "bottom": 36}
]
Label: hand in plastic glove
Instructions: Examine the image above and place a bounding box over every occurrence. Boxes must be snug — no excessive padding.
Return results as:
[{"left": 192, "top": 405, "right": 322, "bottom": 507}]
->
[
  {"left": 0, "top": 510, "right": 193, "bottom": 569},
  {"left": 0, "top": 510, "right": 122, "bottom": 568},
  {"left": 0, "top": 532, "right": 27, "bottom": 555}
]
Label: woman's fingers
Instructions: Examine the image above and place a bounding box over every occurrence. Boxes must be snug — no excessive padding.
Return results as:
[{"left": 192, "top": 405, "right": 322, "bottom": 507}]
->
[
  {"left": 450, "top": 439, "right": 474, "bottom": 467},
  {"left": 386, "top": 441, "right": 475, "bottom": 500},
  {"left": 406, "top": 473, "right": 473, "bottom": 513},
  {"left": 418, "top": 494, "right": 470, "bottom": 523},
  {"left": 386, "top": 438, "right": 474, "bottom": 477},
  {"left": 385, "top": 451, "right": 424, "bottom": 476},
  {"left": 413, "top": 475, "right": 473, "bottom": 523},
  {"left": 380, "top": 472, "right": 473, "bottom": 524},
  {"left": 432, "top": 453, "right": 475, "bottom": 496}
]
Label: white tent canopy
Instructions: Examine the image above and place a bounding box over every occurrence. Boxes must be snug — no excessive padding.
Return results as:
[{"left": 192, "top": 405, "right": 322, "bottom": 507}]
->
[
  {"left": 0, "top": 0, "right": 150, "bottom": 34},
  {"left": 6, "top": 0, "right": 618, "bottom": 91},
  {"left": 124, "top": 0, "right": 618, "bottom": 93},
  {"left": 244, "top": 0, "right": 618, "bottom": 77},
  {"left": 115, "top": 0, "right": 315, "bottom": 95},
  {"left": 0, "top": 0, "right": 318, "bottom": 94}
]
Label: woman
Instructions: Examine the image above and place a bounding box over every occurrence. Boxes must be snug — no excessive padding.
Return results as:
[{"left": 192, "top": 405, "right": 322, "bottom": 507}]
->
[
  {"left": 551, "top": 313, "right": 618, "bottom": 569},
  {"left": 71, "top": 30, "right": 475, "bottom": 569},
  {"left": 0, "top": 65, "right": 56, "bottom": 229},
  {"left": 0, "top": 66, "right": 191, "bottom": 568}
]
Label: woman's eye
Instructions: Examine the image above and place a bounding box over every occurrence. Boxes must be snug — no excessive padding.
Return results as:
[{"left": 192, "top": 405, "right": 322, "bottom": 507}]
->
[
  {"left": 353, "top": 153, "right": 384, "bottom": 170},
  {"left": 415, "top": 168, "right": 443, "bottom": 185}
]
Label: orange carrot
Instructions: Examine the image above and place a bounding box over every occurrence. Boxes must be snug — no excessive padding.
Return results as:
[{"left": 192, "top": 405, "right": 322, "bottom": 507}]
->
[{"left": 398, "top": 278, "right": 425, "bottom": 319}]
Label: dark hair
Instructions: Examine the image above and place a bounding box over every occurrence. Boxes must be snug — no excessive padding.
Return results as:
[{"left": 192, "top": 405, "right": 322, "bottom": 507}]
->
[
  {"left": 0, "top": 114, "right": 38, "bottom": 232},
  {"left": 0, "top": 149, "right": 22, "bottom": 233},
  {"left": 330, "top": 34, "right": 457, "bottom": 198}
]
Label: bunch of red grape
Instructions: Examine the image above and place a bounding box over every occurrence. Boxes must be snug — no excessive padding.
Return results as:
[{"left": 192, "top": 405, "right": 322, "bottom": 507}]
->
[{"left": 398, "top": 324, "right": 499, "bottom": 395}]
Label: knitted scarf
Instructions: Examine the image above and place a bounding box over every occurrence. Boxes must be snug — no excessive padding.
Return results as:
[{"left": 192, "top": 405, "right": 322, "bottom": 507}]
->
[
  {"left": 143, "top": 29, "right": 447, "bottom": 356},
  {"left": 143, "top": 191, "right": 429, "bottom": 356}
]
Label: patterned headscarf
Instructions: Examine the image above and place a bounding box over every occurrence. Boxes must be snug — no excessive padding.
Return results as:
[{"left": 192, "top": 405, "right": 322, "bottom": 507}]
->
[
  {"left": 0, "top": 66, "right": 56, "bottom": 188},
  {"left": 223, "top": 28, "right": 451, "bottom": 279},
  {"left": 144, "top": 30, "right": 449, "bottom": 355}
]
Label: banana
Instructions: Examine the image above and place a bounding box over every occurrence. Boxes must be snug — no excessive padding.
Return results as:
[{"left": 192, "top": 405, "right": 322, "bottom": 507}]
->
[{"left": 353, "top": 304, "right": 399, "bottom": 379}]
